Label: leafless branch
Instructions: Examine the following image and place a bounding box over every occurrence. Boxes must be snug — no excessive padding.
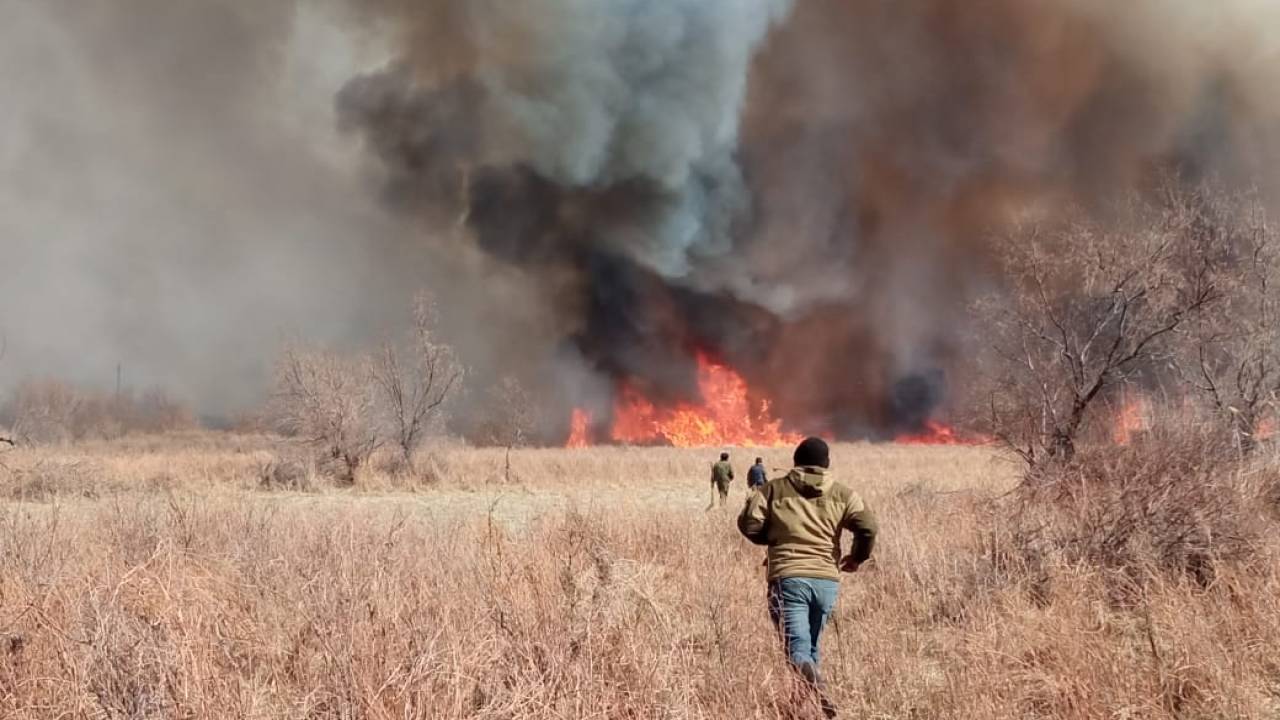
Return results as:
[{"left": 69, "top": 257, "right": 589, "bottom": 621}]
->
[
  {"left": 965, "top": 185, "right": 1231, "bottom": 467},
  {"left": 271, "top": 345, "right": 382, "bottom": 484},
  {"left": 370, "top": 294, "right": 465, "bottom": 464}
]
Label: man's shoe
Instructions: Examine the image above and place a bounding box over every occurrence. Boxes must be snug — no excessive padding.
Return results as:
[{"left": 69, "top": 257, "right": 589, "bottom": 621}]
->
[{"left": 797, "top": 663, "right": 837, "bottom": 718}]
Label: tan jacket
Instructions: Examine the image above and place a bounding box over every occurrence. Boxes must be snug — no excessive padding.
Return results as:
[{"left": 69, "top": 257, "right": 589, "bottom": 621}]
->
[{"left": 737, "top": 467, "right": 877, "bottom": 582}]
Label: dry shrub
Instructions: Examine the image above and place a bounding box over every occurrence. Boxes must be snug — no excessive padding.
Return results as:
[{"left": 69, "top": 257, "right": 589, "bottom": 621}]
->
[
  {"left": 256, "top": 456, "right": 316, "bottom": 492},
  {"left": 1004, "top": 421, "right": 1261, "bottom": 594},
  {"left": 2, "top": 441, "right": 1280, "bottom": 719},
  {"left": 1263, "top": 467, "right": 1280, "bottom": 519},
  {"left": 123, "top": 388, "right": 197, "bottom": 435},
  {"left": 415, "top": 450, "right": 449, "bottom": 485},
  {"left": 471, "top": 376, "right": 538, "bottom": 450},
  {"left": 0, "top": 459, "right": 182, "bottom": 502},
  {"left": 1, "top": 458, "right": 104, "bottom": 502},
  {"left": 271, "top": 346, "right": 382, "bottom": 485},
  {"left": 367, "top": 446, "right": 418, "bottom": 481},
  {"left": 5, "top": 379, "right": 81, "bottom": 443},
  {"left": 2, "top": 379, "right": 195, "bottom": 444}
]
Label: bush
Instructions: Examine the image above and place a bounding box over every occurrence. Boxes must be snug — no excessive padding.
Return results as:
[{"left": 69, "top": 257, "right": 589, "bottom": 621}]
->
[
  {"left": 1002, "top": 419, "right": 1261, "bottom": 592},
  {"left": 270, "top": 346, "right": 382, "bottom": 485},
  {"left": 2, "top": 379, "right": 196, "bottom": 444},
  {"left": 255, "top": 456, "right": 316, "bottom": 492},
  {"left": 2, "top": 459, "right": 104, "bottom": 502},
  {"left": 964, "top": 184, "right": 1280, "bottom": 589}
]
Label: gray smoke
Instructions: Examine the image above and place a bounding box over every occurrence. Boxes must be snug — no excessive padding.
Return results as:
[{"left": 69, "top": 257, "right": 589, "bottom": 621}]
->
[
  {"left": 337, "top": 0, "right": 1280, "bottom": 439},
  {"left": 0, "top": 1, "right": 421, "bottom": 418},
  {"left": 6, "top": 1, "right": 1280, "bottom": 439},
  {"left": 333, "top": 0, "right": 801, "bottom": 437},
  {"left": 337, "top": 0, "right": 792, "bottom": 276}
]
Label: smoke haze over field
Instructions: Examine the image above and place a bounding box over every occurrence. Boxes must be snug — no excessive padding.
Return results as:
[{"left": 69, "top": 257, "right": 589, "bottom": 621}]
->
[
  {"left": 0, "top": 1, "right": 417, "bottom": 416},
  {"left": 4, "top": 1, "right": 1280, "bottom": 436}
]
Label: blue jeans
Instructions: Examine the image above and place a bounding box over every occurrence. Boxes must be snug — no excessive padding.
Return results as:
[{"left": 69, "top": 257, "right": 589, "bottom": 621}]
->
[{"left": 768, "top": 577, "right": 839, "bottom": 669}]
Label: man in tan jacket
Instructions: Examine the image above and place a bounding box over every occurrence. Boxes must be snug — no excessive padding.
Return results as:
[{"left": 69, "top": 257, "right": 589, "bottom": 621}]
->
[{"left": 737, "top": 437, "right": 877, "bottom": 718}]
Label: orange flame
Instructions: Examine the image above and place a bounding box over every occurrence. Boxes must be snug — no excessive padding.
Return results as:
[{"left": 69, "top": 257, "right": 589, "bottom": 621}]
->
[
  {"left": 570, "top": 353, "right": 804, "bottom": 448},
  {"left": 1256, "top": 416, "right": 1275, "bottom": 441},
  {"left": 1113, "top": 392, "right": 1151, "bottom": 445},
  {"left": 566, "top": 408, "right": 593, "bottom": 449},
  {"left": 895, "top": 420, "right": 990, "bottom": 445}
]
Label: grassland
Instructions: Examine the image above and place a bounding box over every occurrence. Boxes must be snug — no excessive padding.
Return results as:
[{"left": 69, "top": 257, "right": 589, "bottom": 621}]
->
[{"left": 0, "top": 436, "right": 1276, "bottom": 719}]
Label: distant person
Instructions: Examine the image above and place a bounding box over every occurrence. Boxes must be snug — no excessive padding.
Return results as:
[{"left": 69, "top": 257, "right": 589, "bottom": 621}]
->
[
  {"left": 737, "top": 437, "right": 878, "bottom": 719},
  {"left": 747, "top": 457, "right": 768, "bottom": 490},
  {"left": 710, "top": 452, "right": 735, "bottom": 508}
]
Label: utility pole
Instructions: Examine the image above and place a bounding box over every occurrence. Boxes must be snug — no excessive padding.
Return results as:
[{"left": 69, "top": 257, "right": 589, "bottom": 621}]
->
[{"left": 116, "top": 363, "right": 122, "bottom": 403}]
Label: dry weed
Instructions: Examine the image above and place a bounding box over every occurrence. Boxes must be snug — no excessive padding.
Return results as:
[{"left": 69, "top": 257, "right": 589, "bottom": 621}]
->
[{"left": 0, "top": 436, "right": 1275, "bottom": 719}]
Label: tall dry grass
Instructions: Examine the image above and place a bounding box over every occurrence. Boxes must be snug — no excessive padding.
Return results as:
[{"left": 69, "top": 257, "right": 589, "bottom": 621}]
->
[{"left": 0, "top": 436, "right": 1278, "bottom": 718}]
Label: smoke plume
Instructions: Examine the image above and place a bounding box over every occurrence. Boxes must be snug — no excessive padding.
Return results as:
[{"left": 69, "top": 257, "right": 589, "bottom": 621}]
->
[
  {"left": 5, "top": 1, "right": 1280, "bottom": 438},
  {"left": 336, "top": 0, "right": 1280, "bottom": 439}
]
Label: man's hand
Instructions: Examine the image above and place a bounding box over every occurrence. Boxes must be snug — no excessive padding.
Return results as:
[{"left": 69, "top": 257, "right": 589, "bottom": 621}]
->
[{"left": 840, "top": 556, "right": 862, "bottom": 573}]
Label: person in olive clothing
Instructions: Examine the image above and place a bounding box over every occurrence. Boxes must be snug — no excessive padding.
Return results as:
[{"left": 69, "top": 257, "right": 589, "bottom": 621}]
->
[
  {"left": 710, "top": 452, "right": 735, "bottom": 507},
  {"left": 737, "top": 437, "right": 878, "bottom": 718}
]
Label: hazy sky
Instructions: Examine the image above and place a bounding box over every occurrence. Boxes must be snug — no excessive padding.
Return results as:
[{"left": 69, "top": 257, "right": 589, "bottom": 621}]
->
[{"left": 0, "top": 2, "right": 420, "bottom": 416}]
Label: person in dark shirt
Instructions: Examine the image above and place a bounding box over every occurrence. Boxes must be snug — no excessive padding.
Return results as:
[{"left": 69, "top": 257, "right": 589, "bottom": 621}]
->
[{"left": 747, "top": 457, "right": 768, "bottom": 489}]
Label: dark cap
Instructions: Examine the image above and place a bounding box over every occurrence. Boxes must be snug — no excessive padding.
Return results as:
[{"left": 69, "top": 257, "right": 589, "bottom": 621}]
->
[
  {"left": 720, "top": 452, "right": 730, "bottom": 461},
  {"left": 793, "top": 437, "right": 830, "bottom": 469}
]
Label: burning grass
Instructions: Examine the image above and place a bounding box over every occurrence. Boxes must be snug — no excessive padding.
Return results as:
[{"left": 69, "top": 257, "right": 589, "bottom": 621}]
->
[
  {"left": 0, "top": 435, "right": 1278, "bottom": 718},
  {"left": 574, "top": 353, "right": 804, "bottom": 448}
]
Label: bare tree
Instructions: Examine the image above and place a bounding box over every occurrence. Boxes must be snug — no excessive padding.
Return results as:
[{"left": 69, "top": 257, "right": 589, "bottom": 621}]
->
[
  {"left": 6, "top": 379, "right": 82, "bottom": 444},
  {"left": 131, "top": 388, "right": 198, "bottom": 435},
  {"left": 1171, "top": 188, "right": 1280, "bottom": 454},
  {"left": 370, "top": 295, "right": 464, "bottom": 464},
  {"left": 2, "top": 378, "right": 194, "bottom": 444},
  {"left": 483, "top": 376, "right": 537, "bottom": 446},
  {"left": 271, "top": 346, "right": 382, "bottom": 485},
  {"left": 971, "top": 192, "right": 1220, "bottom": 468},
  {"left": 475, "top": 375, "right": 538, "bottom": 482}
]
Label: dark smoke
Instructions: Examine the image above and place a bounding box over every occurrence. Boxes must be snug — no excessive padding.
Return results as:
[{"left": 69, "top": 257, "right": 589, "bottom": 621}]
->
[
  {"left": 7, "top": 2, "right": 1280, "bottom": 440},
  {"left": 335, "top": 0, "right": 799, "bottom": 438},
  {"left": 336, "top": 0, "right": 1280, "bottom": 441}
]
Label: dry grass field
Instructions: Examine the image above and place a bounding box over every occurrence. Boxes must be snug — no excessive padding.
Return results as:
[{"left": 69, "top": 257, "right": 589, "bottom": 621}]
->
[{"left": 0, "top": 435, "right": 1277, "bottom": 719}]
